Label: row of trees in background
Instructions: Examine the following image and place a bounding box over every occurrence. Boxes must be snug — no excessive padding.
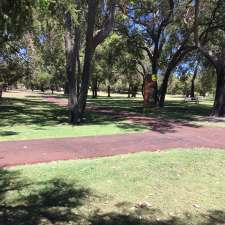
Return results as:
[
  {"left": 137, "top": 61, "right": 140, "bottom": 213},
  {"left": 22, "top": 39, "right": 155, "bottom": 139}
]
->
[{"left": 0, "top": 0, "right": 225, "bottom": 122}]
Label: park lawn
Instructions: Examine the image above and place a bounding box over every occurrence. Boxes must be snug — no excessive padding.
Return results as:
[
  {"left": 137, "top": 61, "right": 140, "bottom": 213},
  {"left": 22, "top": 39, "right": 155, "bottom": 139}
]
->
[
  {"left": 1, "top": 149, "right": 225, "bottom": 225},
  {"left": 0, "top": 91, "right": 224, "bottom": 141},
  {"left": 87, "top": 94, "right": 225, "bottom": 128},
  {"left": 0, "top": 96, "right": 148, "bottom": 141}
]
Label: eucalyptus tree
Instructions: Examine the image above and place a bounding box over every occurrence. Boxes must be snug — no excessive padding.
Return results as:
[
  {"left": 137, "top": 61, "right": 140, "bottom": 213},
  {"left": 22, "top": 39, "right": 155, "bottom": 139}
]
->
[
  {"left": 77, "top": 0, "right": 117, "bottom": 120},
  {"left": 62, "top": 0, "right": 117, "bottom": 123},
  {"left": 194, "top": 0, "right": 225, "bottom": 116},
  {"left": 120, "top": 0, "right": 197, "bottom": 106}
]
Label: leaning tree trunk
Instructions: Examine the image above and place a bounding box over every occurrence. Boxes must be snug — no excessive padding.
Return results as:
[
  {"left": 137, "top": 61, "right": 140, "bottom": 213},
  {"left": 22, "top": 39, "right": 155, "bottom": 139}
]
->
[
  {"left": 158, "top": 50, "right": 186, "bottom": 107},
  {"left": 159, "top": 71, "right": 170, "bottom": 107},
  {"left": 212, "top": 64, "right": 225, "bottom": 117},
  {"left": 141, "top": 81, "right": 144, "bottom": 97},
  {"left": 78, "top": 46, "right": 94, "bottom": 115}
]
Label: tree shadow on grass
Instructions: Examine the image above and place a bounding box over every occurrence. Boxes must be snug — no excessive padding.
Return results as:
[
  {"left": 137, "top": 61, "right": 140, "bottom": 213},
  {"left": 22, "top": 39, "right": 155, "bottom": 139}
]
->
[
  {"left": 89, "top": 208, "right": 225, "bottom": 225},
  {"left": 0, "top": 168, "right": 90, "bottom": 225},
  {"left": 0, "top": 97, "right": 149, "bottom": 135},
  {"left": 90, "top": 211, "right": 225, "bottom": 225},
  {"left": 0, "top": 97, "right": 68, "bottom": 128},
  {"left": 0, "top": 131, "right": 18, "bottom": 136},
  {"left": 1, "top": 168, "right": 225, "bottom": 225},
  {"left": 0, "top": 95, "right": 217, "bottom": 137},
  {"left": 85, "top": 96, "right": 219, "bottom": 133},
  {"left": 86, "top": 106, "right": 201, "bottom": 134},
  {"left": 40, "top": 95, "right": 212, "bottom": 134}
]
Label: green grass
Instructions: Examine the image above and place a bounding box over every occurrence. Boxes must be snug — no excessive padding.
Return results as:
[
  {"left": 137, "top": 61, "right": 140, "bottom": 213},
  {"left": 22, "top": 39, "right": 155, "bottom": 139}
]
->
[
  {"left": 0, "top": 96, "right": 148, "bottom": 141},
  {"left": 1, "top": 149, "right": 225, "bottom": 224},
  {"left": 0, "top": 92, "right": 224, "bottom": 141},
  {"left": 88, "top": 94, "right": 225, "bottom": 128}
]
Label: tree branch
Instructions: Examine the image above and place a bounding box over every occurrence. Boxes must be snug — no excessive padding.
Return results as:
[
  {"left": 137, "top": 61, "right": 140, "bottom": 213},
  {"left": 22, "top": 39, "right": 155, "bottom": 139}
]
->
[{"left": 93, "top": 0, "right": 116, "bottom": 49}]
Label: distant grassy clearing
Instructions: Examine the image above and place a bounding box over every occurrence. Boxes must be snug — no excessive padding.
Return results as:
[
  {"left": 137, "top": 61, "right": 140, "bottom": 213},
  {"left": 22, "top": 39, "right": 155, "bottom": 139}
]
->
[{"left": 2, "top": 149, "right": 225, "bottom": 224}]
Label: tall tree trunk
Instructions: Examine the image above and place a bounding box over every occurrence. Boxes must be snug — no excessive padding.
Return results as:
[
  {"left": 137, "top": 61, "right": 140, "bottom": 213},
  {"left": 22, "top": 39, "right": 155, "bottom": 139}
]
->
[
  {"left": 131, "top": 85, "right": 137, "bottom": 97},
  {"left": 191, "top": 64, "right": 199, "bottom": 98},
  {"left": 76, "top": 0, "right": 116, "bottom": 121},
  {"left": 159, "top": 73, "right": 169, "bottom": 107},
  {"left": 107, "top": 85, "right": 111, "bottom": 97},
  {"left": 128, "top": 84, "right": 131, "bottom": 98},
  {"left": 77, "top": 53, "right": 81, "bottom": 97},
  {"left": 152, "top": 62, "right": 158, "bottom": 105},
  {"left": 0, "top": 85, "right": 3, "bottom": 98},
  {"left": 158, "top": 48, "right": 190, "bottom": 107},
  {"left": 141, "top": 81, "right": 144, "bottom": 97},
  {"left": 92, "top": 88, "right": 95, "bottom": 98},
  {"left": 65, "top": 11, "right": 79, "bottom": 124},
  {"left": 92, "top": 79, "right": 98, "bottom": 98},
  {"left": 212, "top": 64, "right": 225, "bottom": 117},
  {"left": 77, "top": 0, "right": 97, "bottom": 117},
  {"left": 41, "top": 85, "right": 45, "bottom": 92},
  {"left": 78, "top": 46, "right": 94, "bottom": 114},
  {"left": 64, "top": 82, "right": 69, "bottom": 95},
  {"left": 76, "top": 27, "right": 81, "bottom": 97}
]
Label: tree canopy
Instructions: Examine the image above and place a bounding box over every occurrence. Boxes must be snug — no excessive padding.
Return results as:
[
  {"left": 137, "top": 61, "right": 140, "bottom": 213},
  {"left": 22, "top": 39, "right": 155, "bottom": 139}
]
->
[{"left": 1, "top": 0, "right": 225, "bottom": 120}]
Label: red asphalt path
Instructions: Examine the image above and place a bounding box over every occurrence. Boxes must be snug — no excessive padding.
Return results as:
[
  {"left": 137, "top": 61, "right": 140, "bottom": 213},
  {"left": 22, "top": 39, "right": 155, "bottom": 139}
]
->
[{"left": 0, "top": 126, "right": 225, "bottom": 167}]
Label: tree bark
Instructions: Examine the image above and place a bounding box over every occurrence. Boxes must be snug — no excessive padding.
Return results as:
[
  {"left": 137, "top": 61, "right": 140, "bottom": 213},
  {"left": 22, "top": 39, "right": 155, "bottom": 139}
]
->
[
  {"left": 65, "top": 11, "right": 79, "bottom": 124},
  {"left": 78, "top": 42, "right": 94, "bottom": 114},
  {"left": 76, "top": 27, "right": 81, "bottom": 97},
  {"left": 212, "top": 64, "right": 225, "bottom": 117},
  {"left": 107, "top": 85, "right": 111, "bottom": 97},
  {"left": 141, "top": 81, "right": 144, "bottom": 97},
  {"left": 64, "top": 82, "right": 69, "bottom": 95},
  {"left": 0, "top": 85, "right": 3, "bottom": 98},
  {"left": 64, "top": 0, "right": 117, "bottom": 123},
  {"left": 152, "top": 61, "right": 158, "bottom": 105},
  {"left": 128, "top": 84, "right": 131, "bottom": 98},
  {"left": 190, "top": 64, "right": 199, "bottom": 98},
  {"left": 159, "top": 72, "right": 170, "bottom": 107},
  {"left": 159, "top": 47, "right": 195, "bottom": 107},
  {"left": 78, "top": 0, "right": 116, "bottom": 118},
  {"left": 92, "top": 79, "right": 98, "bottom": 98}
]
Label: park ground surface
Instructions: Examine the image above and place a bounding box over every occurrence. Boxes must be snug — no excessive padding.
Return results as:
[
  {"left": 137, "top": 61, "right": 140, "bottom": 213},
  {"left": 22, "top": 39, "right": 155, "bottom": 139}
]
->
[
  {"left": 1, "top": 150, "right": 225, "bottom": 225},
  {"left": 0, "top": 90, "right": 225, "bottom": 224},
  {"left": 1, "top": 90, "right": 225, "bottom": 142}
]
